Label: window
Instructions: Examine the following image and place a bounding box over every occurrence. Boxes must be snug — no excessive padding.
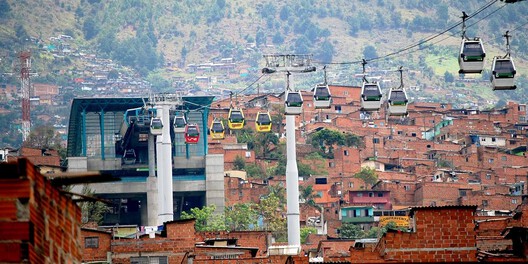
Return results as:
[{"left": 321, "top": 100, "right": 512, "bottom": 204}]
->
[
  {"left": 465, "top": 157, "right": 469, "bottom": 162},
  {"left": 512, "top": 199, "right": 518, "bottom": 204},
  {"left": 459, "top": 190, "right": 467, "bottom": 197},
  {"left": 488, "top": 158, "right": 494, "bottom": 163},
  {"left": 85, "top": 237, "right": 99, "bottom": 248},
  {"left": 377, "top": 192, "right": 383, "bottom": 197},
  {"left": 349, "top": 182, "right": 354, "bottom": 188},
  {"left": 368, "top": 192, "right": 374, "bottom": 197},
  {"left": 486, "top": 174, "right": 491, "bottom": 180},
  {"left": 373, "top": 138, "right": 380, "bottom": 144},
  {"left": 501, "top": 156, "right": 507, "bottom": 161},
  {"left": 344, "top": 91, "right": 349, "bottom": 95},
  {"left": 411, "top": 133, "right": 417, "bottom": 137},
  {"left": 357, "top": 193, "right": 363, "bottom": 197},
  {"left": 404, "top": 185, "right": 410, "bottom": 191},
  {"left": 492, "top": 137, "right": 496, "bottom": 142},
  {"left": 329, "top": 162, "right": 335, "bottom": 168},
  {"left": 335, "top": 105, "right": 342, "bottom": 112},
  {"left": 344, "top": 150, "right": 349, "bottom": 156},
  {"left": 245, "top": 151, "right": 251, "bottom": 158},
  {"left": 482, "top": 200, "right": 488, "bottom": 206},
  {"left": 397, "top": 131, "right": 403, "bottom": 135}
]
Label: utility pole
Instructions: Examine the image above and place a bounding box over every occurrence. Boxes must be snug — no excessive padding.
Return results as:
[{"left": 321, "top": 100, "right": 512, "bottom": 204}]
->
[{"left": 262, "top": 54, "right": 316, "bottom": 250}]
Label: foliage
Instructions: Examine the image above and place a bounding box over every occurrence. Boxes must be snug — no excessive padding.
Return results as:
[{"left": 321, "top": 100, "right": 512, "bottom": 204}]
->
[
  {"left": 23, "top": 125, "right": 63, "bottom": 150},
  {"left": 309, "top": 129, "right": 363, "bottom": 158},
  {"left": 338, "top": 223, "right": 364, "bottom": 238},
  {"left": 236, "top": 127, "right": 255, "bottom": 150},
  {"left": 245, "top": 163, "right": 264, "bottom": 178},
  {"left": 80, "top": 185, "right": 109, "bottom": 225},
  {"left": 0, "top": 0, "right": 10, "bottom": 18},
  {"left": 299, "top": 185, "right": 320, "bottom": 208},
  {"left": 254, "top": 132, "right": 279, "bottom": 158},
  {"left": 300, "top": 227, "right": 317, "bottom": 244},
  {"left": 180, "top": 205, "right": 226, "bottom": 232},
  {"left": 259, "top": 193, "right": 286, "bottom": 234},
  {"left": 353, "top": 167, "right": 378, "bottom": 189},
  {"left": 444, "top": 71, "right": 454, "bottom": 83},
  {"left": 233, "top": 155, "right": 246, "bottom": 170},
  {"left": 363, "top": 45, "right": 378, "bottom": 60},
  {"left": 224, "top": 203, "right": 259, "bottom": 231}
]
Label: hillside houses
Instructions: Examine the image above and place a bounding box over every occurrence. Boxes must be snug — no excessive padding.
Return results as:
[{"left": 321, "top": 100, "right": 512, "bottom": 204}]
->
[{"left": 217, "top": 85, "right": 527, "bottom": 236}]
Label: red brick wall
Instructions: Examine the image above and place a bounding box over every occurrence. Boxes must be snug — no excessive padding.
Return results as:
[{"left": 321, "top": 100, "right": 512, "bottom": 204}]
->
[
  {"left": 81, "top": 229, "right": 112, "bottom": 262},
  {"left": 375, "top": 207, "right": 477, "bottom": 262},
  {"left": 0, "top": 159, "right": 82, "bottom": 263}
]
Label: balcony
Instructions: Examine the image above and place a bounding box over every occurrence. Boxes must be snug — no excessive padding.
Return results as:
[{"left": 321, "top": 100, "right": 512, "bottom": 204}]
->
[{"left": 342, "top": 216, "right": 374, "bottom": 223}]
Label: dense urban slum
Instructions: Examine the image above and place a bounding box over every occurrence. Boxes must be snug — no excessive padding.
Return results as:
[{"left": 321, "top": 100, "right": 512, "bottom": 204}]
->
[{"left": 1, "top": 82, "right": 527, "bottom": 262}]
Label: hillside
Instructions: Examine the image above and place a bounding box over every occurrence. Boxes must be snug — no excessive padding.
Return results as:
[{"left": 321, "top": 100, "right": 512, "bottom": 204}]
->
[{"left": 0, "top": 0, "right": 527, "bottom": 104}]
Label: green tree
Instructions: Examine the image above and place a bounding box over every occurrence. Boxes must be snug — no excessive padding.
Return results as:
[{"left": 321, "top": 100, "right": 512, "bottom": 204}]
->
[
  {"left": 300, "top": 227, "right": 317, "bottom": 244},
  {"left": 299, "top": 185, "right": 320, "bottom": 207},
  {"left": 82, "top": 17, "right": 99, "bottom": 40},
  {"left": 254, "top": 132, "right": 278, "bottom": 158},
  {"left": 363, "top": 45, "right": 378, "bottom": 60},
  {"left": 338, "top": 223, "right": 364, "bottom": 238},
  {"left": 309, "top": 129, "right": 345, "bottom": 158},
  {"left": 353, "top": 167, "right": 378, "bottom": 189},
  {"left": 259, "top": 193, "right": 286, "bottom": 240},
  {"left": 80, "top": 185, "right": 109, "bottom": 225},
  {"left": 0, "top": 0, "right": 11, "bottom": 18},
  {"left": 225, "top": 203, "right": 259, "bottom": 231},
  {"left": 233, "top": 155, "right": 246, "bottom": 170},
  {"left": 236, "top": 127, "right": 255, "bottom": 150},
  {"left": 444, "top": 71, "right": 455, "bottom": 83},
  {"left": 180, "top": 205, "right": 226, "bottom": 231},
  {"left": 23, "top": 125, "right": 62, "bottom": 150}
]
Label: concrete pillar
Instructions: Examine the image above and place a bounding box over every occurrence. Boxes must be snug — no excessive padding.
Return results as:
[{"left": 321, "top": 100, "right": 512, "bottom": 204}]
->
[
  {"left": 205, "top": 154, "right": 225, "bottom": 214},
  {"left": 146, "top": 176, "right": 158, "bottom": 226}
]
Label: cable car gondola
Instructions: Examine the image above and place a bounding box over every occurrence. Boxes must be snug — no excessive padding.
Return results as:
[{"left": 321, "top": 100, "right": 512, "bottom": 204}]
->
[
  {"left": 491, "top": 31, "right": 517, "bottom": 90},
  {"left": 313, "top": 84, "right": 332, "bottom": 109},
  {"left": 228, "top": 108, "right": 245, "bottom": 130},
  {"left": 459, "top": 38, "right": 486, "bottom": 74},
  {"left": 491, "top": 57, "right": 516, "bottom": 90},
  {"left": 210, "top": 120, "right": 225, "bottom": 140},
  {"left": 387, "top": 88, "right": 408, "bottom": 116},
  {"left": 173, "top": 115, "right": 187, "bottom": 133},
  {"left": 285, "top": 91, "right": 303, "bottom": 115},
  {"left": 122, "top": 149, "right": 136, "bottom": 165},
  {"left": 360, "top": 82, "right": 382, "bottom": 111},
  {"left": 185, "top": 123, "right": 200, "bottom": 144},
  {"left": 150, "top": 117, "right": 163, "bottom": 135},
  {"left": 255, "top": 112, "right": 272, "bottom": 132}
]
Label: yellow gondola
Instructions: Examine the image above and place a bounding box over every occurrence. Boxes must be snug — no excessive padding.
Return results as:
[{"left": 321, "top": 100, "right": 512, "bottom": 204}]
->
[
  {"left": 228, "top": 108, "right": 245, "bottom": 130},
  {"left": 255, "top": 112, "right": 272, "bottom": 132},
  {"left": 210, "top": 119, "right": 225, "bottom": 140}
]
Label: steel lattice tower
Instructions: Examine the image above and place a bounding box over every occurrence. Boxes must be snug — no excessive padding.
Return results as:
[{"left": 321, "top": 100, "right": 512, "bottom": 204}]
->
[{"left": 19, "top": 51, "right": 31, "bottom": 142}]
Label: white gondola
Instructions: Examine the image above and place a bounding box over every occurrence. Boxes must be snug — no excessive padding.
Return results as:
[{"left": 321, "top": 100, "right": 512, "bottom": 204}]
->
[
  {"left": 313, "top": 84, "right": 332, "bottom": 109},
  {"left": 459, "top": 38, "right": 486, "bottom": 74},
  {"left": 285, "top": 91, "right": 303, "bottom": 115},
  {"left": 173, "top": 115, "right": 187, "bottom": 133},
  {"left": 491, "top": 57, "right": 516, "bottom": 90},
  {"left": 387, "top": 88, "right": 408, "bottom": 116},
  {"left": 150, "top": 117, "right": 163, "bottom": 135},
  {"left": 360, "top": 82, "right": 382, "bottom": 111}
]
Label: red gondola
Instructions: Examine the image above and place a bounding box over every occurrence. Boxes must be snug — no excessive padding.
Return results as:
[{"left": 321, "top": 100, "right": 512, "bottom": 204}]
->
[{"left": 184, "top": 123, "right": 200, "bottom": 144}]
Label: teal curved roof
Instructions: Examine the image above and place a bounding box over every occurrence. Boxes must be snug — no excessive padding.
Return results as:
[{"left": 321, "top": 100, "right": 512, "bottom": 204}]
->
[{"left": 66, "top": 96, "right": 214, "bottom": 157}]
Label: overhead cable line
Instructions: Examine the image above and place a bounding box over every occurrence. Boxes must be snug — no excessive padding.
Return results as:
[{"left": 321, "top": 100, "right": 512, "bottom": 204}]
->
[{"left": 319, "top": 0, "right": 500, "bottom": 66}]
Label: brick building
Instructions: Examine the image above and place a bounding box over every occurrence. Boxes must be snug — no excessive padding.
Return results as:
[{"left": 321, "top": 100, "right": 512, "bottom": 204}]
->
[{"left": 0, "top": 158, "right": 82, "bottom": 263}]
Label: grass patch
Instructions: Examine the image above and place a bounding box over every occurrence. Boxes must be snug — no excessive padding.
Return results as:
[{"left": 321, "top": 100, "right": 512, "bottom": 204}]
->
[{"left": 425, "top": 54, "right": 459, "bottom": 76}]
